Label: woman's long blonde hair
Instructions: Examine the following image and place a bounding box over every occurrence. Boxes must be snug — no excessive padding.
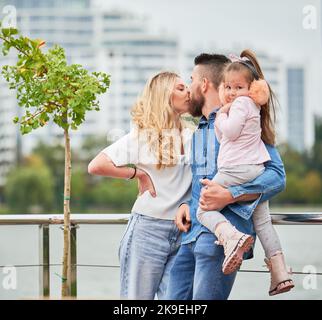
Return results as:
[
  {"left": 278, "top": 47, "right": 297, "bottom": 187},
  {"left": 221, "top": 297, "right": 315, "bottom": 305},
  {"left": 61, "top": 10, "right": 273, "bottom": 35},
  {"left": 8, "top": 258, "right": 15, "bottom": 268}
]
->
[{"left": 131, "top": 71, "right": 184, "bottom": 169}]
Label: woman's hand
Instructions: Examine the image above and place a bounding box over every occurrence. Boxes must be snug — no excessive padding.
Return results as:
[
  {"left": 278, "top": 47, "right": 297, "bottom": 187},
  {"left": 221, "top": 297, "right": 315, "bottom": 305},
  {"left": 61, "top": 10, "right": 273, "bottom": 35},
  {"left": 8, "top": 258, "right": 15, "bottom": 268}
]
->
[
  {"left": 175, "top": 204, "right": 191, "bottom": 232},
  {"left": 136, "top": 169, "right": 156, "bottom": 197}
]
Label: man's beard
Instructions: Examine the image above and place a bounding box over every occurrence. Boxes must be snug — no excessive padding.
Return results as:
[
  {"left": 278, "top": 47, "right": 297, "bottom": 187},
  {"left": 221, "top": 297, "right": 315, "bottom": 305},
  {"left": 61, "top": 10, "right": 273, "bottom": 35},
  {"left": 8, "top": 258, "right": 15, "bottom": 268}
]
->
[{"left": 189, "top": 86, "right": 205, "bottom": 117}]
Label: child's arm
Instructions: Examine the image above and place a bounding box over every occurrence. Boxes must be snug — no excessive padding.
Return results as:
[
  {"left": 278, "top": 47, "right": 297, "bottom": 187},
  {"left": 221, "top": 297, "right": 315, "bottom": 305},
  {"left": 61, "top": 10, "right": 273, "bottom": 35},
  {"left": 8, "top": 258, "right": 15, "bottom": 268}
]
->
[
  {"left": 214, "top": 105, "right": 230, "bottom": 143},
  {"left": 215, "top": 97, "right": 249, "bottom": 141}
]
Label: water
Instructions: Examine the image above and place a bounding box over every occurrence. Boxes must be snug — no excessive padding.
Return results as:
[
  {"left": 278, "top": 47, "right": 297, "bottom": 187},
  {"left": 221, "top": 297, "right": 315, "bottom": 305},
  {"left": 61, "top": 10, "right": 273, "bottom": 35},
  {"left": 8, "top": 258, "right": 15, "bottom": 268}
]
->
[{"left": 0, "top": 223, "right": 321, "bottom": 299}]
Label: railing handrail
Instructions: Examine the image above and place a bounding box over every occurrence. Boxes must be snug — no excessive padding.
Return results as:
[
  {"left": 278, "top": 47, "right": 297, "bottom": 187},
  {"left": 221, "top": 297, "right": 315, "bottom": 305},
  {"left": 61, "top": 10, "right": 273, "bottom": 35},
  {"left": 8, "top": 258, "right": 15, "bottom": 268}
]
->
[
  {"left": 0, "top": 212, "right": 322, "bottom": 225},
  {"left": 0, "top": 213, "right": 130, "bottom": 225}
]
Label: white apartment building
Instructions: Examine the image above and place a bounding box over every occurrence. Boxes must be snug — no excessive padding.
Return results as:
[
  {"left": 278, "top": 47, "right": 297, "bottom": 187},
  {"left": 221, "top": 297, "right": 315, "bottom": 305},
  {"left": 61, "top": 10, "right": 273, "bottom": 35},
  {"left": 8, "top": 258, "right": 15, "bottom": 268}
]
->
[
  {"left": 0, "top": 55, "right": 19, "bottom": 186},
  {"left": 286, "top": 65, "right": 314, "bottom": 152}
]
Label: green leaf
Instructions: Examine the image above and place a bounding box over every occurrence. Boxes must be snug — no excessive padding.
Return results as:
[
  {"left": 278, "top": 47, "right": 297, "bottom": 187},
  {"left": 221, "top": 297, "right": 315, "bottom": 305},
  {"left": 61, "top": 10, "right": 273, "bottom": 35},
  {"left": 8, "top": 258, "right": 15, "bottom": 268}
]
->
[
  {"left": 1, "top": 28, "right": 10, "bottom": 37},
  {"left": 10, "top": 28, "right": 19, "bottom": 36},
  {"left": 21, "top": 125, "right": 32, "bottom": 135}
]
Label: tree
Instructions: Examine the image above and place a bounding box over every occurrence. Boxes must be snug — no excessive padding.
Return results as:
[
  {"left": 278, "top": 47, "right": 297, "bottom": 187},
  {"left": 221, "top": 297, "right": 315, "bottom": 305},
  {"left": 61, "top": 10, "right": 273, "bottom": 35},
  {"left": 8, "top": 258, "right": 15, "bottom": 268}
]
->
[
  {"left": 279, "top": 143, "right": 307, "bottom": 176},
  {"left": 301, "top": 171, "right": 322, "bottom": 204},
  {"left": 305, "top": 116, "right": 322, "bottom": 175},
  {"left": 32, "top": 141, "right": 65, "bottom": 210},
  {"left": 4, "top": 155, "right": 54, "bottom": 213},
  {"left": 274, "top": 143, "right": 322, "bottom": 205},
  {"left": 0, "top": 24, "right": 110, "bottom": 297},
  {"left": 71, "top": 167, "right": 88, "bottom": 211},
  {"left": 90, "top": 178, "right": 138, "bottom": 212}
]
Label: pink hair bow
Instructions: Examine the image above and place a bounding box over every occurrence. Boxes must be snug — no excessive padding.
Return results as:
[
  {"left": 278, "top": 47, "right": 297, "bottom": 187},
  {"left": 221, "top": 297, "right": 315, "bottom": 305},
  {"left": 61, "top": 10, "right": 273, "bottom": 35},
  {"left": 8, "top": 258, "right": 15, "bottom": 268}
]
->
[{"left": 228, "top": 53, "right": 250, "bottom": 63}]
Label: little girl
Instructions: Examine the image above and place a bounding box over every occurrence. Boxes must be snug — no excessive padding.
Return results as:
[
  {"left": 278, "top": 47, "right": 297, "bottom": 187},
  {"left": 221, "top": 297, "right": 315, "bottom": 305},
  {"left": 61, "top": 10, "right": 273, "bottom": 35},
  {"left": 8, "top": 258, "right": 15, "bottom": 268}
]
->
[{"left": 196, "top": 50, "right": 294, "bottom": 296}]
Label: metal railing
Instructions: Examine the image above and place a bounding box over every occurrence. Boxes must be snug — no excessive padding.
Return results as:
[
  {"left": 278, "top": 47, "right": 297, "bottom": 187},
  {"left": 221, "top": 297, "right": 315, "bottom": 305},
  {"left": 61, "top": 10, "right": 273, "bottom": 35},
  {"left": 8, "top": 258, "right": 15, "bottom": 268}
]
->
[{"left": 0, "top": 212, "right": 322, "bottom": 298}]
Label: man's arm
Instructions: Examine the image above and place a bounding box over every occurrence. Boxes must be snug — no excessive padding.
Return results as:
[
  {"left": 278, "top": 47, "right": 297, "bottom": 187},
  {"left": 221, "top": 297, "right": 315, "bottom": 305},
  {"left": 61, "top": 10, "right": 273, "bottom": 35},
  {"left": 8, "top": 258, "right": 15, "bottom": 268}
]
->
[
  {"left": 199, "top": 180, "right": 258, "bottom": 211},
  {"left": 199, "top": 144, "right": 285, "bottom": 211},
  {"left": 228, "top": 144, "right": 286, "bottom": 202}
]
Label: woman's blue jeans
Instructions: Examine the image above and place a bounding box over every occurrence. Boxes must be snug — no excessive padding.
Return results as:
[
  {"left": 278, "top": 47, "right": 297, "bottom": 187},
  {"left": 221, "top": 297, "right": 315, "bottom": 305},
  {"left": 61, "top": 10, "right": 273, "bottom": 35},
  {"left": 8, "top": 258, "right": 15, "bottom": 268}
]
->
[{"left": 119, "top": 212, "right": 181, "bottom": 299}]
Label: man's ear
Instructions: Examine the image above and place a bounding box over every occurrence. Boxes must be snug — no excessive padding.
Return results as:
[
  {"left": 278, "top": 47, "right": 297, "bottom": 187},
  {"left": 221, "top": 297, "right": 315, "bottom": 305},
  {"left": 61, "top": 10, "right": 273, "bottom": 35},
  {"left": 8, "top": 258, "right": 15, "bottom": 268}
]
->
[{"left": 201, "top": 77, "right": 208, "bottom": 93}]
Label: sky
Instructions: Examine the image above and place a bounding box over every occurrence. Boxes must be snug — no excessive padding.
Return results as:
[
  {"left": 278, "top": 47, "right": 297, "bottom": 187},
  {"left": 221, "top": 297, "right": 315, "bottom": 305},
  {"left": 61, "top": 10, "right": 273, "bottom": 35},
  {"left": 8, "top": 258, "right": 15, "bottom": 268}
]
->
[
  {"left": 93, "top": 0, "right": 322, "bottom": 115},
  {"left": 95, "top": 0, "right": 321, "bottom": 60}
]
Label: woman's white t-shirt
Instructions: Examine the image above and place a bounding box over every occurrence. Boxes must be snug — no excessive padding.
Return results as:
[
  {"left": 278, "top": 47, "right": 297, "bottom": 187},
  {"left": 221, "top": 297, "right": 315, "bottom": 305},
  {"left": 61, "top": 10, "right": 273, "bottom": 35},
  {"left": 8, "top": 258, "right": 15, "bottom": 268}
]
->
[{"left": 101, "top": 128, "right": 193, "bottom": 220}]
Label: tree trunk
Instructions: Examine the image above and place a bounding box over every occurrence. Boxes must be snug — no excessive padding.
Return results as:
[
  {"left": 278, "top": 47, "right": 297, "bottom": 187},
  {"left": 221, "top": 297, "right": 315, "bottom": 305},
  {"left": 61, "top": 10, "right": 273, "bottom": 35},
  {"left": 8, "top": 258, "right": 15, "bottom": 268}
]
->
[{"left": 61, "top": 128, "right": 71, "bottom": 297}]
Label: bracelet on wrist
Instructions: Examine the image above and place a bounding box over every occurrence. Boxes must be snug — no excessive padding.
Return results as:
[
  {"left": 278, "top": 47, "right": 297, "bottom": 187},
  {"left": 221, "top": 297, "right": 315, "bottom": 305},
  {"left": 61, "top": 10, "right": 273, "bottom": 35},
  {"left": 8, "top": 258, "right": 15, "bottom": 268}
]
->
[{"left": 127, "top": 166, "right": 137, "bottom": 180}]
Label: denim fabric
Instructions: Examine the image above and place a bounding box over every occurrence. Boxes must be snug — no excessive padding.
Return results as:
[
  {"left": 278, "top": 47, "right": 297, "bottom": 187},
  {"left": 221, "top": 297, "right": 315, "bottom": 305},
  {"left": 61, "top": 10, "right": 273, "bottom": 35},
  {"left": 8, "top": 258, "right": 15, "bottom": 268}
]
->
[
  {"left": 119, "top": 212, "right": 181, "bottom": 300},
  {"left": 166, "top": 232, "right": 237, "bottom": 300}
]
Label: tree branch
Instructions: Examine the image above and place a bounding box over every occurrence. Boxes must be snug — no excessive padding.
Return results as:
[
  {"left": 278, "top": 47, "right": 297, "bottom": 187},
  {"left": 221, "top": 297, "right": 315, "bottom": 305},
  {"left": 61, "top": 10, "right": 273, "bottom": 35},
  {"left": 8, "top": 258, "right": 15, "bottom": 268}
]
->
[
  {"left": 21, "top": 100, "right": 64, "bottom": 123},
  {"left": 20, "top": 107, "right": 48, "bottom": 124},
  {"left": 0, "top": 35, "right": 31, "bottom": 57}
]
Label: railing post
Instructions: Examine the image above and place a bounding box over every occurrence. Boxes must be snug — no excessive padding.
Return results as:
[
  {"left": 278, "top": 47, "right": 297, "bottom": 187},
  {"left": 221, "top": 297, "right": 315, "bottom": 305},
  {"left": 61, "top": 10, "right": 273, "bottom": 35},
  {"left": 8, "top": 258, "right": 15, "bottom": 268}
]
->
[
  {"left": 39, "top": 224, "right": 50, "bottom": 298},
  {"left": 69, "top": 224, "right": 77, "bottom": 297}
]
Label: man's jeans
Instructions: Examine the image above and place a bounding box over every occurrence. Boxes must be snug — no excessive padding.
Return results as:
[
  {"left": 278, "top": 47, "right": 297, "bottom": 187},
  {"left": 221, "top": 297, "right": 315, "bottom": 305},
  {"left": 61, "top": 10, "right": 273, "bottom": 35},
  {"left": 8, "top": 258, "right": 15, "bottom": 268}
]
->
[
  {"left": 166, "top": 232, "right": 237, "bottom": 300},
  {"left": 119, "top": 212, "right": 181, "bottom": 299}
]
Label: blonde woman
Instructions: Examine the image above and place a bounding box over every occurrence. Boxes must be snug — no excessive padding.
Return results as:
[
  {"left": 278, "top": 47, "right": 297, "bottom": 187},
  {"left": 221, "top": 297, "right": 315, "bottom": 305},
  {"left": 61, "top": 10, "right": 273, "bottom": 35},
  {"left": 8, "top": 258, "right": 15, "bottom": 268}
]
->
[{"left": 88, "top": 72, "right": 193, "bottom": 299}]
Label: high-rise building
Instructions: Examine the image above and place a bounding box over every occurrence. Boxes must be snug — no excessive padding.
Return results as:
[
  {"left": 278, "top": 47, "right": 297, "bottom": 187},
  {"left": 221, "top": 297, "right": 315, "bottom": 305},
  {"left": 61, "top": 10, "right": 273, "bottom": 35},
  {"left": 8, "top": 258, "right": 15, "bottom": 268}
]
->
[
  {"left": 0, "top": 55, "right": 19, "bottom": 186},
  {"left": 287, "top": 66, "right": 314, "bottom": 152}
]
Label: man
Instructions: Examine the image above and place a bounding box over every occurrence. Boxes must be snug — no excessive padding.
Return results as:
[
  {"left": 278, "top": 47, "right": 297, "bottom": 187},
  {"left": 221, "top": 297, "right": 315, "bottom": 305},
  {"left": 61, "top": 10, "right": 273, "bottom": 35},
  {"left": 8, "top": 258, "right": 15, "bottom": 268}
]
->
[{"left": 166, "top": 53, "right": 286, "bottom": 300}]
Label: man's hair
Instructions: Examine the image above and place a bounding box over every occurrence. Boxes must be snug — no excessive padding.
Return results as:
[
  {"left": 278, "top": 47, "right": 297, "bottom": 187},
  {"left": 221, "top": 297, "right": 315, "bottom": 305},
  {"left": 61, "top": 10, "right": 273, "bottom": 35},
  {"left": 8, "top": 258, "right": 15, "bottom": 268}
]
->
[{"left": 194, "top": 53, "right": 230, "bottom": 89}]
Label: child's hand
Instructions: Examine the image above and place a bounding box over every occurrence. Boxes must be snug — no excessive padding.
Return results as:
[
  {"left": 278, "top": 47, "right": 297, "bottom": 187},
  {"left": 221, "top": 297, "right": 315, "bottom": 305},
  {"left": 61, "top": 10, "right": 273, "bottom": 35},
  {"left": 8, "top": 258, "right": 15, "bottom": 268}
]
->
[{"left": 219, "top": 103, "right": 232, "bottom": 114}]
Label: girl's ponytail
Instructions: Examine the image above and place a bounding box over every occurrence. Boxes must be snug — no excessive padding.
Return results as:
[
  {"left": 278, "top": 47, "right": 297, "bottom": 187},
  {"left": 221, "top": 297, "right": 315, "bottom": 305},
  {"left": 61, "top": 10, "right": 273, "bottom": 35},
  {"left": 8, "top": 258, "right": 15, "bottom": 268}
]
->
[
  {"left": 241, "top": 49, "right": 277, "bottom": 146},
  {"left": 240, "top": 49, "right": 265, "bottom": 79}
]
